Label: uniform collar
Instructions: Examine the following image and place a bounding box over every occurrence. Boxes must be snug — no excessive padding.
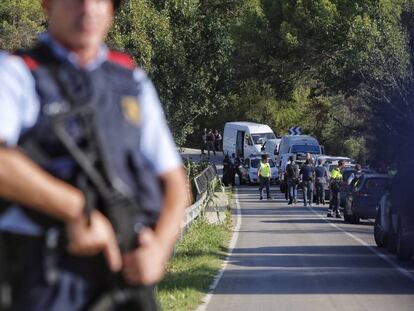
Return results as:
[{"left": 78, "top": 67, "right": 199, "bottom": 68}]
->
[{"left": 39, "top": 32, "right": 108, "bottom": 71}]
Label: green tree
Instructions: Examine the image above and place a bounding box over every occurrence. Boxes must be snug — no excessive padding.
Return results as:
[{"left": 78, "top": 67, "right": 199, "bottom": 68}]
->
[{"left": 0, "top": 0, "right": 44, "bottom": 51}]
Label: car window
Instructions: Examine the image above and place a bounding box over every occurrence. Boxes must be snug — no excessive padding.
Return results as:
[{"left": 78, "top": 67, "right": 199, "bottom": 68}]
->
[
  {"left": 363, "top": 178, "right": 388, "bottom": 193},
  {"left": 342, "top": 170, "right": 353, "bottom": 181},
  {"left": 251, "top": 159, "right": 260, "bottom": 168},
  {"left": 250, "top": 158, "right": 275, "bottom": 168},
  {"left": 251, "top": 133, "right": 276, "bottom": 144},
  {"left": 290, "top": 144, "right": 320, "bottom": 154}
]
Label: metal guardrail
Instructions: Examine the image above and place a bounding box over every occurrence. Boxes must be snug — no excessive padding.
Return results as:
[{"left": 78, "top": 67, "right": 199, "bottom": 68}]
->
[
  {"left": 180, "top": 164, "right": 218, "bottom": 239},
  {"left": 193, "top": 164, "right": 218, "bottom": 196}
]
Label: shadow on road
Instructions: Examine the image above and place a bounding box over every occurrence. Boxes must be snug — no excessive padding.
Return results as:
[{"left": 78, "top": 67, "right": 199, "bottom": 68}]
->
[{"left": 211, "top": 245, "right": 414, "bottom": 295}]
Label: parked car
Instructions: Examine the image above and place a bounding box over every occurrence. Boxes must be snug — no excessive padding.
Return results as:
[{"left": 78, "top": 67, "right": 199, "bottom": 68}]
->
[
  {"left": 240, "top": 154, "right": 279, "bottom": 184},
  {"left": 343, "top": 174, "right": 391, "bottom": 224},
  {"left": 338, "top": 167, "right": 376, "bottom": 208},
  {"left": 374, "top": 162, "right": 414, "bottom": 260}
]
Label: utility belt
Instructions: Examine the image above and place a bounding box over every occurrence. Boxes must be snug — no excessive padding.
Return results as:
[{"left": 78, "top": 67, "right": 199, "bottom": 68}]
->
[{"left": 330, "top": 179, "right": 342, "bottom": 191}]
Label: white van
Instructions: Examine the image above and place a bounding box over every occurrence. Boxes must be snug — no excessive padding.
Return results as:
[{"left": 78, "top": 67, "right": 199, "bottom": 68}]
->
[
  {"left": 223, "top": 122, "right": 280, "bottom": 159},
  {"left": 276, "top": 135, "right": 323, "bottom": 173}
]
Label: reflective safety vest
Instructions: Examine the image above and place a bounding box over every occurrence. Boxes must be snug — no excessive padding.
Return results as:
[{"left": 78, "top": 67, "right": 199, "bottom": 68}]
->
[
  {"left": 331, "top": 167, "right": 343, "bottom": 180},
  {"left": 259, "top": 162, "right": 271, "bottom": 178}
]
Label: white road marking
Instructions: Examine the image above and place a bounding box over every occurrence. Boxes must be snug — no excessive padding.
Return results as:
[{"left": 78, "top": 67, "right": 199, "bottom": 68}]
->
[
  {"left": 308, "top": 206, "right": 414, "bottom": 283},
  {"left": 196, "top": 188, "right": 242, "bottom": 311}
]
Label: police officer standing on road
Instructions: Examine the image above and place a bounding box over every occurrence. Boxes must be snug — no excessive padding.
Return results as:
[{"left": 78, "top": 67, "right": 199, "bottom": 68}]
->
[
  {"left": 315, "top": 158, "right": 329, "bottom": 205},
  {"left": 299, "top": 159, "right": 315, "bottom": 207},
  {"left": 328, "top": 160, "right": 346, "bottom": 218},
  {"left": 0, "top": 0, "right": 188, "bottom": 310},
  {"left": 258, "top": 154, "right": 272, "bottom": 200}
]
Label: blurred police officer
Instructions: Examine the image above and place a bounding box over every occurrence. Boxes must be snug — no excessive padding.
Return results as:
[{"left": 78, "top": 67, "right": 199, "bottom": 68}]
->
[
  {"left": 327, "top": 160, "right": 345, "bottom": 218},
  {"left": 315, "top": 158, "right": 329, "bottom": 205},
  {"left": 299, "top": 159, "right": 315, "bottom": 207},
  {"left": 347, "top": 164, "right": 363, "bottom": 188},
  {"left": 285, "top": 156, "right": 299, "bottom": 205},
  {"left": 0, "top": 0, "right": 187, "bottom": 310}
]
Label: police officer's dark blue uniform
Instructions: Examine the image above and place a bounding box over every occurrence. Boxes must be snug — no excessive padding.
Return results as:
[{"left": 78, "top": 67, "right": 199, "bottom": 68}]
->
[
  {"left": 4, "top": 39, "right": 157, "bottom": 311},
  {"left": 0, "top": 0, "right": 188, "bottom": 310}
]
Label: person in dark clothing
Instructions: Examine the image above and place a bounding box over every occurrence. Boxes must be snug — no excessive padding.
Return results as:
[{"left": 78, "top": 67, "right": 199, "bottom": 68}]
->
[
  {"left": 201, "top": 128, "right": 207, "bottom": 155},
  {"left": 315, "top": 158, "right": 329, "bottom": 205},
  {"left": 280, "top": 172, "right": 289, "bottom": 201},
  {"left": 214, "top": 130, "right": 222, "bottom": 152},
  {"left": 299, "top": 159, "right": 315, "bottom": 207},
  {"left": 347, "top": 164, "right": 363, "bottom": 188},
  {"left": 286, "top": 156, "right": 299, "bottom": 205},
  {"left": 206, "top": 129, "right": 215, "bottom": 156},
  {"left": 222, "top": 154, "right": 230, "bottom": 186},
  {"left": 229, "top": 153, "right": 242, "bottom": 186}
]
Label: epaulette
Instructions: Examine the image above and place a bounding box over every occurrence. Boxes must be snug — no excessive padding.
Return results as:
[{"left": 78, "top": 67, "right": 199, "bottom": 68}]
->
[
  {"left": 19, "top": 54, "right": 39, "bottom": 71},
  {"left": 107, "top": 51, "right": 136, "bottom": 70}
]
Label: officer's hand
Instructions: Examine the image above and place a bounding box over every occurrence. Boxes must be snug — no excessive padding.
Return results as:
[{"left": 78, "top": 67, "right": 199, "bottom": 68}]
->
[
  {"left": 66, "top": 210, "right": 122, "bottom": 272},
  {"left": 122, "top": 228, "right": 169, "bottom": 285}
]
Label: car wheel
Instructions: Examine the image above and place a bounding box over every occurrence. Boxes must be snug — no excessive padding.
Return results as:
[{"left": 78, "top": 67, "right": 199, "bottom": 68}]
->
[
  {"left": 396, "top": 217, "right": 412, "bottom": 261},
  {"left": 374, "top": 208, "right": 387, "bottom": 248}
]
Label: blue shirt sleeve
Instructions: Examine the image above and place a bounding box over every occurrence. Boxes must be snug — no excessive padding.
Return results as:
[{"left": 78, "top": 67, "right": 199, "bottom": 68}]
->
[
  {"left": 0, "top": 52, "right": 40, "bottom": 146},
  {"left": 133, "top": 69, "right": 182, "bottom": 175}
]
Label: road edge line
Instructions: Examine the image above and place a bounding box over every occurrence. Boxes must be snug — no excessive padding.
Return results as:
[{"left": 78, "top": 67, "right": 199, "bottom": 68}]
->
[
  {"left": 196, "top": 188, "right": 242, "bottom": 311},
  {"left": 308, "top": 206, "right": 414, "bottom": 283}
]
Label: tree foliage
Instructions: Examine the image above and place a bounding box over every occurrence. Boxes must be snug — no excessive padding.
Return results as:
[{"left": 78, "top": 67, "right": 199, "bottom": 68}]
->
[{"left": 2, "top": 0, "right": 414, "bottom": 163}]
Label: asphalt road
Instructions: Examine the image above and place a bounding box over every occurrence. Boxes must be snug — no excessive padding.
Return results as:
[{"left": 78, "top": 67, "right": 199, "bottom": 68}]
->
[{"left": 202, "top": 185, "right": 414, "bottom": 311}]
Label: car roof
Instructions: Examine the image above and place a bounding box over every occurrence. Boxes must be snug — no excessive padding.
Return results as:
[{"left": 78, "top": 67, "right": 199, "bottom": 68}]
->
[{"left": 226, "top": 122, "right": 273, "bottom": 133}]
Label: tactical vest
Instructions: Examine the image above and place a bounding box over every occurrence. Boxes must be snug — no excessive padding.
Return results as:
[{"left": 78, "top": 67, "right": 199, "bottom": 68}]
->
[{"left": 14, "top": 42, "right": 162, "bottom": 229}]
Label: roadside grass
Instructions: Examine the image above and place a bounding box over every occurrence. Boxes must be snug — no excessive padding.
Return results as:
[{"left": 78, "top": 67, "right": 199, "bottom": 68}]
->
[{"left": 157, "top": 216, "right": 232, "bottom": 311}]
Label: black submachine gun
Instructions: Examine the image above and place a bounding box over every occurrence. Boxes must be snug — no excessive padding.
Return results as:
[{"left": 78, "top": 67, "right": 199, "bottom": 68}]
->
[{"left": 53, "top": 104, "right": 158, "bottom": 311}]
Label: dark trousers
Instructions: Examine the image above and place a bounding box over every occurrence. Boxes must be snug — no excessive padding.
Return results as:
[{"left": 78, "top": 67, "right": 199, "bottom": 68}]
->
[
  {"left": 201, "top": 141, "right": 206, "bottom": 154},
  {"left": 315, "top": 181, "right": 325, "bottom": 204},
  {"left": 206, "top": 141, "right": 215, "bottom": 155},
  {"left": 288, "top": 179, "right": 297, "bottom": 202},
  {"left": 302, "top": 180, "right": 314, "bottom": 206},
  {"left": 330, "top": 188, "right": 340, "bottom": 215},
  {"left": 259, "top": 176, "right": 270, "bottom": 198},
  {"left": 1, "top": 232, "right": 158, "bottom": 311}
]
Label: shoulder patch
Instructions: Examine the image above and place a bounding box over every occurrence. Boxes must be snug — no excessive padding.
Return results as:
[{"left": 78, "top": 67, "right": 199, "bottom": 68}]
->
[
  {"left": 107, "top": 51, "right": 136, "bottom": 70},
  {"left": 19, "top": 54, "right": 39, "bottom": 71}
]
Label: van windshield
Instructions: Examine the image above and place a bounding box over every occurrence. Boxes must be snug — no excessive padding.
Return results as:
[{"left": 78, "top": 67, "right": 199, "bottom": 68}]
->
[
  {"left": 290, "top": 144, "right": 320, "bottom": 154},
  {"left": 251, "top": 159, "right": 275, "bottom": 168},
  {"left": 251, "top": 133, "right": 276, "bottom": 144}
]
